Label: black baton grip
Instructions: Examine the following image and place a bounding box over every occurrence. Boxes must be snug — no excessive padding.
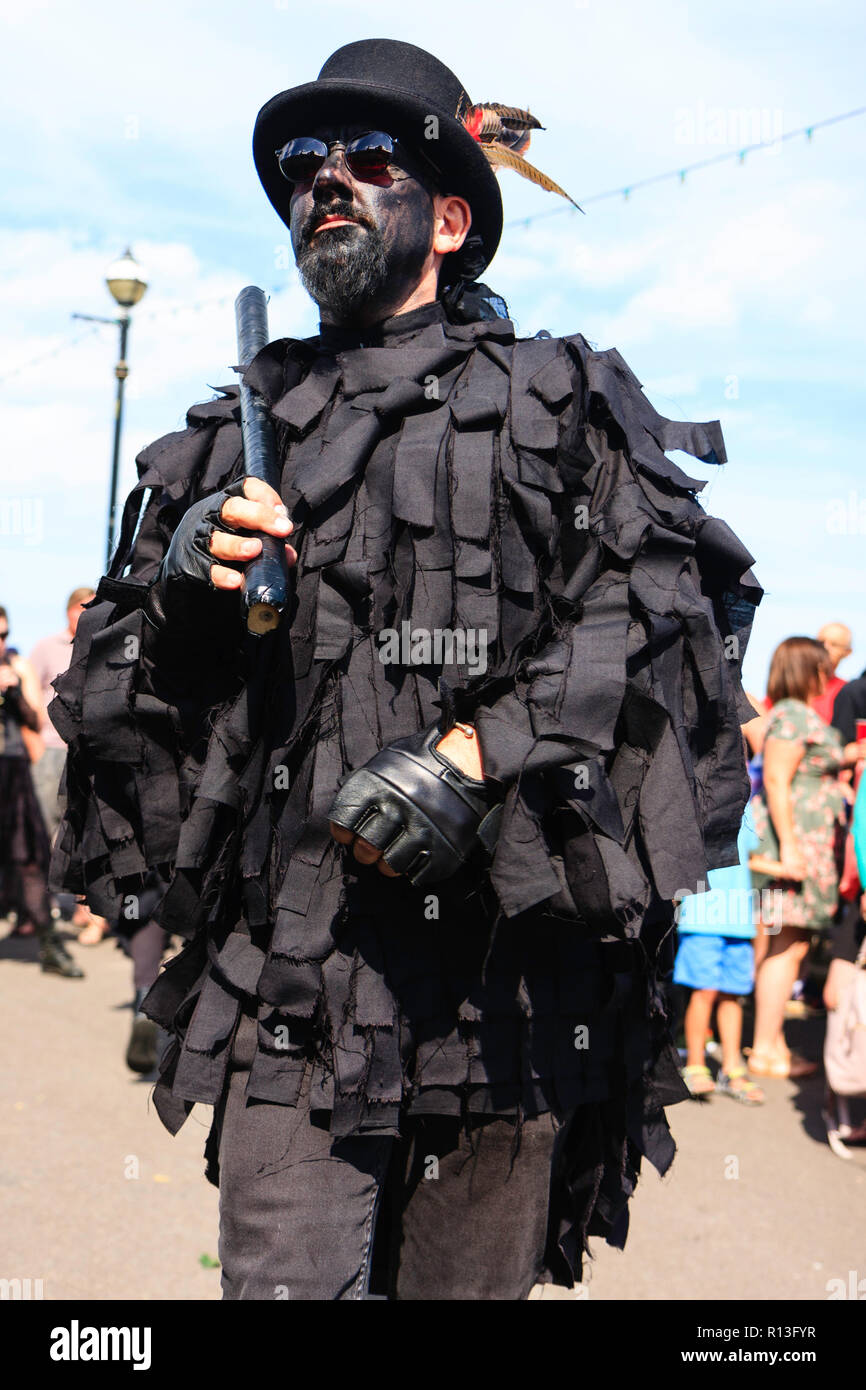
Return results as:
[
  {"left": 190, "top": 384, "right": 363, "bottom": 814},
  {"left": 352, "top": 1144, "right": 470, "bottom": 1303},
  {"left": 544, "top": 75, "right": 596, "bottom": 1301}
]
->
[{"left": 235, "top": 285, "right": 289, "bottom": 635}]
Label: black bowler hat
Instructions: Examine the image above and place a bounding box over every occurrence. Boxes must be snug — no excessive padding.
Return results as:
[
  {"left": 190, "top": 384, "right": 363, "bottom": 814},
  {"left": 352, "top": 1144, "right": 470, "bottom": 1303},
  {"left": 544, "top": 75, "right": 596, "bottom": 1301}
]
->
[
  {"left": 254, "top": 40, "right": 579, "bottom": 281},
  {"left": 253, "top": 40, "right": 504, "bottom": 276}
]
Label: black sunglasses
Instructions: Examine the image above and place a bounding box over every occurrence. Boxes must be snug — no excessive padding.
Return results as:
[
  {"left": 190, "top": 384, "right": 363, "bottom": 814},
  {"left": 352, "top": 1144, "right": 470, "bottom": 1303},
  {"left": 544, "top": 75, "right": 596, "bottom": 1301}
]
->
[
  {"left": 0, "top": 629, "right": 8, "bottom": 640},
  {"left": 275, "top": 131, "right": 440, "bottom": 186}
]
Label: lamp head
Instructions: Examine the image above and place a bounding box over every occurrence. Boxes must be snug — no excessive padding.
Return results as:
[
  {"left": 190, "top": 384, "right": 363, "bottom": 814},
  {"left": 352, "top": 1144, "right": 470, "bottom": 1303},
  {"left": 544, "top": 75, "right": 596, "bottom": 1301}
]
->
[{"left": 106, "top": 249, "right": 148, "bottom": 309}]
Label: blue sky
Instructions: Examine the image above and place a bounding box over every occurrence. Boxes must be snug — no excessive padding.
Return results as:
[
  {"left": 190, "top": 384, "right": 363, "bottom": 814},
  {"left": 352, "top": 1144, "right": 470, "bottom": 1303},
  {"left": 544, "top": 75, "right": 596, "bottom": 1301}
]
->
[{"left": 1, "top": 0, "right": 864, "bottom": 696}]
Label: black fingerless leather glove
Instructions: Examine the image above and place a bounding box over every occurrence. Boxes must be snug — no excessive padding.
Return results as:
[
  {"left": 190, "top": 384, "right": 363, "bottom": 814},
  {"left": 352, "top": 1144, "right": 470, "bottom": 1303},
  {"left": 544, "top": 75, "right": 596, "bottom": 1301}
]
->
[
  {"left": 328, "top": 723, "right": 504, "bottom": 886},
  {"left": 143, "top": 479, "right": 249, "bottom": 638}
]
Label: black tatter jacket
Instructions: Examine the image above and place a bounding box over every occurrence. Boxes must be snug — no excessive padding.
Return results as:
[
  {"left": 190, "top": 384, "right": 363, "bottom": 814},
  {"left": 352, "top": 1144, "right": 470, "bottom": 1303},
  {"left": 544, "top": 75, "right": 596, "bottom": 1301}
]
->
[{"left": 50, "top": 298, "right": 761, "bottom": 1276}]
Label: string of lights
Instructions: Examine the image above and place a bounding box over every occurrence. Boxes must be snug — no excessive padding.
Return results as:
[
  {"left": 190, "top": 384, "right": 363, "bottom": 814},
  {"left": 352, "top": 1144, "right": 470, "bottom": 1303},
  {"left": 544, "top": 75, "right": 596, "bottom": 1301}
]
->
[
  {"left": 1, "top": 102, "right": 863, "bottom": 388},
  {"left": 504, "top": 103, "right": 866, "bottom": 228},
  {"left": 0, "top": 323, "right": 105, "bottom": 386}
]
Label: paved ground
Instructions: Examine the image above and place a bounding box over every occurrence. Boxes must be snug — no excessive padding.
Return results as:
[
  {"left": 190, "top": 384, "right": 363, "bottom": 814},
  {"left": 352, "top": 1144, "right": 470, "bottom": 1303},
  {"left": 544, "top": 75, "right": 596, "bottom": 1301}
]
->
[
  {"left": 1, "top": 926, "right": 221, "bottom": 1302},
  {"left": 2, "top": 923, "right": 865, "bottom": 1302},
  {"left": 586, "top": 1035, "right": 866, "bottom": 1302}
]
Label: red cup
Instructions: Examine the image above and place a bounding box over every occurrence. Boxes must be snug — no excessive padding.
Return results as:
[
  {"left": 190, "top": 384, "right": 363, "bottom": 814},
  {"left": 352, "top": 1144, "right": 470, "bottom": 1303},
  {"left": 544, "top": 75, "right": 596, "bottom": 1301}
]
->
[{"left": 856, "top": 719, "right": 866, "bottom": 743}]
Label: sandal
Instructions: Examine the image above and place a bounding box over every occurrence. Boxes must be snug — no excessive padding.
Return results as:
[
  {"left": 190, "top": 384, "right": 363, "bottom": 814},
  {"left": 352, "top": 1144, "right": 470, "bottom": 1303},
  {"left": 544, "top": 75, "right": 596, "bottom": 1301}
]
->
[
  {"left": 747, "top": 1051, "right": 818, "bottom": 1079},
  {"left": 716, "top": 1066, "right": 765, "bottom": 1105},
  {"left": 77, "top": 917, "right": 109, "bottom": 946},
  {"left": 682, "top": 1064, "right": 715, "bottom": 1097},
  {"left": 746, "top": 1052, "right": 788, "bottom": 1078}
]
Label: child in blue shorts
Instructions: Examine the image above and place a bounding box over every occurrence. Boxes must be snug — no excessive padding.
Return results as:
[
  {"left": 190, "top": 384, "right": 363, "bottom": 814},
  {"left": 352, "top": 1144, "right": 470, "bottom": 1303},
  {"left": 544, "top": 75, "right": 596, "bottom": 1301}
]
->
[{"left": 674, "top": 807, "right": 765, "bottom": 1104}]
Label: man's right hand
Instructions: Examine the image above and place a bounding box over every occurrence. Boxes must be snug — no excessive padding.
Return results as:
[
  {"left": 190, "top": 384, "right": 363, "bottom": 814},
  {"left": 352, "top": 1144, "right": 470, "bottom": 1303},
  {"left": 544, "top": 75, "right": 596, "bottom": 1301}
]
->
[{"left": 160, "top": 476, "right": 296, "bottom": 593}]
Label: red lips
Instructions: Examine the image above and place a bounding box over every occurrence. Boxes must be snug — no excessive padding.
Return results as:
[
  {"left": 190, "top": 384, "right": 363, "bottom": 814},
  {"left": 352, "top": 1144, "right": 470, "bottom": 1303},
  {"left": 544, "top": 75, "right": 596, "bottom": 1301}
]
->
[{"left": 312, "top": 215, "right": 360, "bottom": 234}]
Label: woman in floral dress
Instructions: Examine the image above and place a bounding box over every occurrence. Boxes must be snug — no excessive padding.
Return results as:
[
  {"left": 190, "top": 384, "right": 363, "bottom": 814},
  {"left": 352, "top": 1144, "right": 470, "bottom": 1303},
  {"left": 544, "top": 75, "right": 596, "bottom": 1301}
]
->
[{"left": 749, "top": 637, "right": 866, "bottom": 1078}]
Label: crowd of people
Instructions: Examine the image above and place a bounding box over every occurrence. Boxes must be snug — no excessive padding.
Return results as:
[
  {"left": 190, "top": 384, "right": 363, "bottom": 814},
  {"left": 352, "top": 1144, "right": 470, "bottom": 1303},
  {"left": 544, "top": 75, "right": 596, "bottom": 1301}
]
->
[
  {"left": 3, "top": 595, "right": 866, "bottom": 1136},
  {"left": 674, "top": 623, "right": 866, "bottom": 1150},
  {"left": 0, "top": 588, "right": 166, "bottom": 1072}
]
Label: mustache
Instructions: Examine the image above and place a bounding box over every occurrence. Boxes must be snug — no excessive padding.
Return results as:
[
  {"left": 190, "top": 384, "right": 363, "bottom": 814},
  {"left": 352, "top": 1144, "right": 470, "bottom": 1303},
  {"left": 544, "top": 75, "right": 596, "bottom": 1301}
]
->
[{"left": 303, "top": 201, "right": 375, "bottom": 244}]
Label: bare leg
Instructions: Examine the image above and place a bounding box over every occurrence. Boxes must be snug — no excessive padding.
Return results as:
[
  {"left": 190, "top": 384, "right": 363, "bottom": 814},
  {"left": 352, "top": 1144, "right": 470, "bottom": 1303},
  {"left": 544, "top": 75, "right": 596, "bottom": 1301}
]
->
[
  {"left": 684, "top": 988, "right": 717, "bottom": 1068},
  {"left": 717, "top": 993, "right": 765, "bottom": 1102},
  {"left": 716, "top": 993, "right": 744, "bottom": 1074},
  {"left": 753, "top": 925, "right": 769, "bottom": 972},
  {"left": 752, "top": 925, "right": 810, "bottom": 1059}
]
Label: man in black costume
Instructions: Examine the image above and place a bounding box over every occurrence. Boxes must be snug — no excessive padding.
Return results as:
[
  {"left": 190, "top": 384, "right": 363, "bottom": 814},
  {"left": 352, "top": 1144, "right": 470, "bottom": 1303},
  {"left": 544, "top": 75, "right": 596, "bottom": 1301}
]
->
[{"left": 51, "top": 40, "right": 763, "bottom": 1299}]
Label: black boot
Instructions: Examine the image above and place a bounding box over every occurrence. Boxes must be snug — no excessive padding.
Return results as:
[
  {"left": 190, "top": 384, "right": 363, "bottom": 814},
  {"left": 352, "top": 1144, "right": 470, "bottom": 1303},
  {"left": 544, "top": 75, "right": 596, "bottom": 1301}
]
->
[
  {"left": 126, "top": 987, "right": 159, "bottom": 1074},
  {"left": 39, "top": 928, "right": 85, "bottom": 979}
]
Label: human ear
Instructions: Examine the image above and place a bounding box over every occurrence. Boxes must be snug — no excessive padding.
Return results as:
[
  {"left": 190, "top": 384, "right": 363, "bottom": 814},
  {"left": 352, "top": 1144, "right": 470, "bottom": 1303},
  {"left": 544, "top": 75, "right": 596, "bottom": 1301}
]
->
[{"left": 432, "top": 194, "right": 472, "bottom": 257}]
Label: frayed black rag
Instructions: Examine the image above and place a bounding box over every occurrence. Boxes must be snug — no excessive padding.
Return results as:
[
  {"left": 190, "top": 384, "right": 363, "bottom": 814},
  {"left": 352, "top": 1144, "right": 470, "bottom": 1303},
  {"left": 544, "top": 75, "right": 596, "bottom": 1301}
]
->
[{"left": 50, "top": 299, "right": 761, "bottom": 1264}]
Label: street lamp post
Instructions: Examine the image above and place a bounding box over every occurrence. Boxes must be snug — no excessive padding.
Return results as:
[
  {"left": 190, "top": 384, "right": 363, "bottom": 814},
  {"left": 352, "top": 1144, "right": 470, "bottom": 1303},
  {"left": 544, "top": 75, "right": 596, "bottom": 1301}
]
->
[{"left": 73, "top": 249, "right": 148, "bottom": 570}]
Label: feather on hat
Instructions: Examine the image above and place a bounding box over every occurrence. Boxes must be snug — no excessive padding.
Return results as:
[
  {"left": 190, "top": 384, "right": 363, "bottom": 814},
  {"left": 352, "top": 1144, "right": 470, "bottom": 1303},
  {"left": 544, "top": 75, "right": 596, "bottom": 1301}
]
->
[{"left": 462, "top": 103, "right": 583, "bottom": 211}]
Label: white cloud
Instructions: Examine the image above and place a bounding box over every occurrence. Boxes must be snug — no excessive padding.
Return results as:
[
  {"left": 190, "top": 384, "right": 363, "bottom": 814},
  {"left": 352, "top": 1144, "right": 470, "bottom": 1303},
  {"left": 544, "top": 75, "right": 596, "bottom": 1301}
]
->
[
  {"left": 599, "top": 278, "right": 738, "bottom": 344},
  {"left": 0, "top": 227, "right": 321, "bottom": 653},
  {"left": 640, "top": 372, "right": 701, "bottom": 402},
  {"left": 2, "top": 0, "right": 865, "bottom": 668}
]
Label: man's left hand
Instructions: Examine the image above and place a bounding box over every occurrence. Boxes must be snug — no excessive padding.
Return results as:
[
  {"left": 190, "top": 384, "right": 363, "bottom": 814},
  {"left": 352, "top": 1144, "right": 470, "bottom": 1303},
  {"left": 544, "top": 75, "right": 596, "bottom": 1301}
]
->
[{"left": 328, "top": 723, "right": 500, "bottom": 885}]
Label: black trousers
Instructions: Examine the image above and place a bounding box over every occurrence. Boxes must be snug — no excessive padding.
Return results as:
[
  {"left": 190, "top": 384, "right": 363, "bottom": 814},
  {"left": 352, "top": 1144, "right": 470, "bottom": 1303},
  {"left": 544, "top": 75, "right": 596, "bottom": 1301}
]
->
[
  {"left": 124, "top": 919, "right": 169, "bottom": 993},
  {"left": 216, "top": 1021, "right": 565, "bottom": 1300}
]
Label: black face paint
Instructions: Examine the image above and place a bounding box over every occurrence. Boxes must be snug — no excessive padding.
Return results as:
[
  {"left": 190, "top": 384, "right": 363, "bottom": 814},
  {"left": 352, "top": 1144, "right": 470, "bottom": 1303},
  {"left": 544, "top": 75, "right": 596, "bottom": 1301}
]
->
[{"left": 289, "top": 124, "right": 437, "bottom": 326}]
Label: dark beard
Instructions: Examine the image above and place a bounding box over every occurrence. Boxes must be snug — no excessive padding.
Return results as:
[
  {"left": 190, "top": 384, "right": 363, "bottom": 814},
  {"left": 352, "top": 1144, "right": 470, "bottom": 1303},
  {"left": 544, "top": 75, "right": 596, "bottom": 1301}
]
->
[{"left": 296, "top": 223, "right": 390, "bottom": 321}]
